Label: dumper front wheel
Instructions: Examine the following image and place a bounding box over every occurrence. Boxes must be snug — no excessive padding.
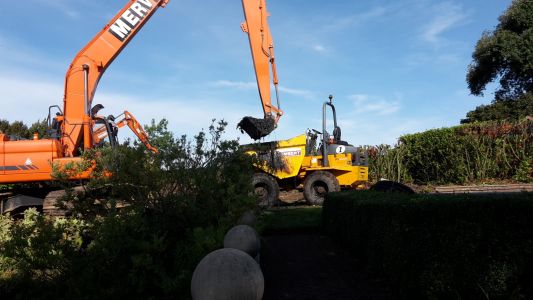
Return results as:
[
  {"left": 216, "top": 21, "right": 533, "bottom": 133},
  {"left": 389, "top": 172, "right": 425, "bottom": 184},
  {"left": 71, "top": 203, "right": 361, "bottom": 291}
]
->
[
  {"left": 304, "top": 171, "right": 340, "bottom": 206},
  {"left": 252, "top": 173, "right": 280, "bottom": 208}
]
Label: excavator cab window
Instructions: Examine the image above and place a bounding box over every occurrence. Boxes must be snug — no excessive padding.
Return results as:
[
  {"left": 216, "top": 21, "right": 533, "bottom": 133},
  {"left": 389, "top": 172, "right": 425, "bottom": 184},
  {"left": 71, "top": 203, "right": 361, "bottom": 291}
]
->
[{"left": 47, "top": 105, "right": 63, "bottom": 139}]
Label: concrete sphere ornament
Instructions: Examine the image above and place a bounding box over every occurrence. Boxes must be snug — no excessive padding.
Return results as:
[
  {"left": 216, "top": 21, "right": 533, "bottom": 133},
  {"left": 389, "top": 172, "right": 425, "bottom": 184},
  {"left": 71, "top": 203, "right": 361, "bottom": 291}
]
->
[
  {"left": 191, "top": 248, "right": 264, "bottom": 300},
  {"left": 238, "top": 210, "right": 257, "bottom": 226},
  {"left": 223, "top": 225, "right": 261, "bottom": 257}
]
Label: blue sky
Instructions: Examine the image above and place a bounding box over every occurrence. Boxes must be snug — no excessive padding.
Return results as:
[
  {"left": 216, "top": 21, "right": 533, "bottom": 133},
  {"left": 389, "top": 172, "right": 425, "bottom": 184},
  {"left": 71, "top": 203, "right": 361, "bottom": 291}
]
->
[{"left": 0, "top": 0, "right": 511, "bottom": 146}]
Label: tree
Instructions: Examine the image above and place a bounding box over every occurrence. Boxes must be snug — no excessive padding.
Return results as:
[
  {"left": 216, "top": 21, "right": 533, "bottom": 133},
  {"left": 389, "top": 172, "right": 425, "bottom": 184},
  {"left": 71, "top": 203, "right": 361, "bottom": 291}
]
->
[
  {"left": 0, "top": 119, "right": 48, "bottom": 139},
  {"left": 464, "top": 0, "right": 533, "bottom": 123},
  {"left": 461, "top": 93, "right": 533, "bottom": 123}
]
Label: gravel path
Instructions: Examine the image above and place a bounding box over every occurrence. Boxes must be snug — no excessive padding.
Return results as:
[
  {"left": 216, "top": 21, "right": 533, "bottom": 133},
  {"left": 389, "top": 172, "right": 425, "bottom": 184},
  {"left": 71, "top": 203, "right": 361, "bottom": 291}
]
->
[{"left": 260, "top": 231, "right": 391, "bottom": 300}]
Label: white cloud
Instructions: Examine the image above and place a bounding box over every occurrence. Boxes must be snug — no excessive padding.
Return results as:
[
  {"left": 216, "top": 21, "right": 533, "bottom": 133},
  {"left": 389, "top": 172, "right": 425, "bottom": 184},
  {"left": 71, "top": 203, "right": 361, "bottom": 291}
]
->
[
  {"left": 312, "top": 44, "right": 327, "bottom": 53},
  {"left": 349, "top": 94, "right": 401, "bottom": 115},
  {"left": 33, "top": 0, "right": 80, "bottom": 19},
  {"left": 278, "top": 86, "right": 314, "bottom": 98},
  {"left": 350, "top": 94, "right": 369, "bottom": 103},
  {"left": 297, "top": 5, "right": 391, "bottom": 55},
  {"left": 0, "top": 75, "right": 61, "bottom": 122},
  {"left": 213, "top": 80, "right": 314, "bottom": 98},
  {"left": 336, "top": 112, "right": 443, "bottom": 146},
  {"left": 404, "top": 52, "right": 462, "bottom": 68},
  {"left": 0, "top": 34, "right": 64, "bottom": 71},
  {"left": 321, "top": 6, "right": 388, "bottom": 33},
  {"left": 213, "top": 80, "right": 256, "bottom": 90},
  {"left": 421, "top": 2, "right": 469, "bottom": 44}
]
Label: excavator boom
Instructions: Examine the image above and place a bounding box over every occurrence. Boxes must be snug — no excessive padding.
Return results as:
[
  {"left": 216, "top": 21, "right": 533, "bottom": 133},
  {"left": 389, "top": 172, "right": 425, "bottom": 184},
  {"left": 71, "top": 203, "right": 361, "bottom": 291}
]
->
[
  {"left": 238, "top": 0, "right": 283, "bottom": 140},
  {"left": 1, "top": 0, "right": 166, "bottom": 187},
  {"left": 62, "top": 0, "right": 168, "bottom": 156}
]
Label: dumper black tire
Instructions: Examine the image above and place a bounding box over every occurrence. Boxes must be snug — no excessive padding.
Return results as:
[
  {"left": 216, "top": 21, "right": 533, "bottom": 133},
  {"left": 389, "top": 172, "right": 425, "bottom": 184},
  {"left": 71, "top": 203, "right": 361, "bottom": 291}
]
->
[
  {"left": 303, "top": 171, "right": 340, "bottom": 206},
  {"left": 252, "top": 173, "right": 280, "bottom": 208},
  {"left": 370, "top": 180, "right": 415, "bottom": 194}
]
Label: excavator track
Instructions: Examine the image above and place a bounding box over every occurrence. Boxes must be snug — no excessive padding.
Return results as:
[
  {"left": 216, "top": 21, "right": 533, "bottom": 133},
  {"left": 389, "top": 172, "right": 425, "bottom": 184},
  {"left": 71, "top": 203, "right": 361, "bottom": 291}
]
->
[
  {"left": 42, "top": 189, "right": 73, "bottom": 217},
  {"left": 0, "top": 188, "right": 78, "bottom": 217},
  {"left": 1, "top": 188, "right": 49, "bottom": 217},
  {"left": 0, "top": 191, "right": 14, "bottom": 215}
]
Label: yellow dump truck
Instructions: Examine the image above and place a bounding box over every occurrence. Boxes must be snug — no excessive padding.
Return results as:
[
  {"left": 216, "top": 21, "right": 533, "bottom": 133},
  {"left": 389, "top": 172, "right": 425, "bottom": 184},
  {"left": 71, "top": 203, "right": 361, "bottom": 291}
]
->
[{"left": 244, "top": 96, "right": 369, "bottom": 206}]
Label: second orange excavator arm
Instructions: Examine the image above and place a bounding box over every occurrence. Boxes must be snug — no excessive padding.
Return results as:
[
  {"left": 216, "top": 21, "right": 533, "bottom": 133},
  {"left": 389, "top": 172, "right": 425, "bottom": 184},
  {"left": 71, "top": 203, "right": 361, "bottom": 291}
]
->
[
  {"left": 238, "top": 0, "right": 283, "bottom": 140},
  {"left": 115, "top": 111, "right": 158, "bottom": 153},
  {"left": 92, "top": 111, "right": 158, "bottom": 153},
  {"left": 61, "top": 0, "right": 169, "bottom": 157}
]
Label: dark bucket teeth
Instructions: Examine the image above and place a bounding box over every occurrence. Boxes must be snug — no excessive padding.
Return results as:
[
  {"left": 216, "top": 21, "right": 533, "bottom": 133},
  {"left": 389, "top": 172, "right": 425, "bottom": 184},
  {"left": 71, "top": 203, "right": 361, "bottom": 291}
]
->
[{"left": 237, "top": 117, "right": 276, "bottom": 140}]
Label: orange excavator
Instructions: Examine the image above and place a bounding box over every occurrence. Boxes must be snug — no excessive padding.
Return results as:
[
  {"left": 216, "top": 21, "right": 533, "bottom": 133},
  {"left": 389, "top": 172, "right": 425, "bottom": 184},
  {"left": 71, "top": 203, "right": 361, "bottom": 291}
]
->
[
  {"left": 237, "top": 0, "right": 283, "bottom": 140},
  {"left": 0, "top": 0, "right": 168, "bottom": 214},
  {"left": 0, "top": 0, "right": 282, "bottom": 215}
]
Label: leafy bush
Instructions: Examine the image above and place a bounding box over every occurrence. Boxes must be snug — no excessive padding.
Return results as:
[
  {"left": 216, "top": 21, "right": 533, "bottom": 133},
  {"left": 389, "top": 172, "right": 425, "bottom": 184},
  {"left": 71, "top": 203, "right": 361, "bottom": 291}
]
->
[
  {"left": 0, "top": 119, "right": 257, "bottom": 299},
  {"left": 0, "top": 209, "right": 88, "bottom": 299},
  {"left": 367, "top": 144, "right": 411, "bottom": 183},
  {"left": 368, "top": 119, "right": 533, "bottom": 184},
  {"left": 323, "top": 191, "right": 533, "bottom": 299}
]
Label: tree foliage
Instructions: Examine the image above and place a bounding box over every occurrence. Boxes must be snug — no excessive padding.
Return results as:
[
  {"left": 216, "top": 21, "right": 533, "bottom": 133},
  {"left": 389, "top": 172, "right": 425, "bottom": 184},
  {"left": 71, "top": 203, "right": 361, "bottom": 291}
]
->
[
  {"left": 467, "top": 0, "right": 533, "bottom": 99},
  {"left": 464, "top": 0, "right": 533, "bottom": 123},
  {"left": 0, "top": 119, "right": 48, "bottom": 139},
  {"left": 1, "top": 119, "right": 258, "bottom": 299},
  {"left": 461, "top": 93, "right": 533, "bottom": 123}
]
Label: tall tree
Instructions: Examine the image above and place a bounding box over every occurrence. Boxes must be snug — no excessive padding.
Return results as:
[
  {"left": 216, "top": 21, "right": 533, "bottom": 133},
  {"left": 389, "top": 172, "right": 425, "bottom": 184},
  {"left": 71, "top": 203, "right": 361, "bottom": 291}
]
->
[
  {"left": 0, "top": 119, "right": 49, "bottom": 139},
  {"left": 463, "top": 0, "right": 533, "bottom": 123}
]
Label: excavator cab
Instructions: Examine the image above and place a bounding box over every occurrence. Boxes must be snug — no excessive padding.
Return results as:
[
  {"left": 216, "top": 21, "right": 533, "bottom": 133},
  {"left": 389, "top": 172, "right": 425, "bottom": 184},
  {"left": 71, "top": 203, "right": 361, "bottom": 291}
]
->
[{"left": 47, "top": 105, "right": 63, "bottom": 139}]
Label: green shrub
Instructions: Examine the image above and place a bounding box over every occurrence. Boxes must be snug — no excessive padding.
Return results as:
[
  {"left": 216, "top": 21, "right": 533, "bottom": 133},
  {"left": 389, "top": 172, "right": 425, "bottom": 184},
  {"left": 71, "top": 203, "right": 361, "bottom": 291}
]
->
[
  {"left": 0, "top": 209, "right": 88, "bottom": 299},
  {"left": 514, "top": 159, "right": 533, "bottom": 182},
  {"left": 367, "top": 144, "right": 411, "bottom": 183},
  {"left": 323, "top": 191, "right": 533, "bottom": 299},
  {"left": 0, "top": 119, "right": 257, "bottom": 299},
  {"left": 368, "top": 119, "right": 533, "bottom": 184}
]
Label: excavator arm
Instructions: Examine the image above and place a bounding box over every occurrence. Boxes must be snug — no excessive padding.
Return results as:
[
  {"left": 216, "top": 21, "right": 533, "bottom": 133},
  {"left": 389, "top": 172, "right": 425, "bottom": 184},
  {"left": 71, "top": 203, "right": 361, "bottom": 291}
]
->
[
  {"left": 238, "top": 0, "right": 283, "bottom": 140},
  {"left": 93, "top": 111, "right": 158, "bottom": 153},
  {"left": 61, "top": 0, "right": 169, "bottom": 157},
  {"left": 116, "top": 111, "right": 158, "bottom": 153}
]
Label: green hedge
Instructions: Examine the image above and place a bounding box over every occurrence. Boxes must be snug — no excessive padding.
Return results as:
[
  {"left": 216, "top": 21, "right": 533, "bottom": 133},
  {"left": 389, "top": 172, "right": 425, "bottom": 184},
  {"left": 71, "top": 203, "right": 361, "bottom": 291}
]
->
[
  {"left": 323, "top": 191, "right": 533, "bottom": 299},
  {"left": 368, "top": 120, "right": 533, "bottom": 184}
]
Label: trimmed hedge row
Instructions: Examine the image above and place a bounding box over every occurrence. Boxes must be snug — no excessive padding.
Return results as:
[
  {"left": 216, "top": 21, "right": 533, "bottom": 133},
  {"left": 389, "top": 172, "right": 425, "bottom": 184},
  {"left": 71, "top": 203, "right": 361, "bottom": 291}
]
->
[
  {"left": 368, "top": 119, "right": 533, "bottom": 184},
  {"left": 323, "top": 191, "right": 533, "bottom": 299}
]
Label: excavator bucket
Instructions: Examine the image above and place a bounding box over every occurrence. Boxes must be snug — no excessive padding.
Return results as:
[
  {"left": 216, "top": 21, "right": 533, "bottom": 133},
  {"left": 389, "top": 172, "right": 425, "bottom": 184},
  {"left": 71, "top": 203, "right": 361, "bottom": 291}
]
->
[{"left": 238, "top": 116, "right": 276, "bottom": 140}]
